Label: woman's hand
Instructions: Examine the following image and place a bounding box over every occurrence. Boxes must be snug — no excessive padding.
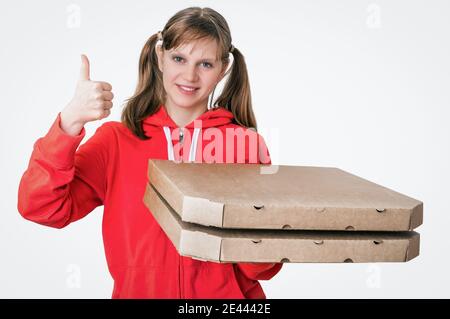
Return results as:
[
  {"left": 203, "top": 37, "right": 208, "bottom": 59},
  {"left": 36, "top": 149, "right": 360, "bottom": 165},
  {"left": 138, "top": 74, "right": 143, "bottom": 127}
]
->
[{"left": 60, "top": 54, "right": 114, "bottom": 136}]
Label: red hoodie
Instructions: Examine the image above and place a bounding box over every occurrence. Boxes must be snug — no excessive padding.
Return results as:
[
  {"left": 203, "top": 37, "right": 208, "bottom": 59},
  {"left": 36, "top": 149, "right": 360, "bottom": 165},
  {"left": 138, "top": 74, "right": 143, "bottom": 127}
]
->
[{"left": 18, "top": 104, "right": 282, "bottom": 298}]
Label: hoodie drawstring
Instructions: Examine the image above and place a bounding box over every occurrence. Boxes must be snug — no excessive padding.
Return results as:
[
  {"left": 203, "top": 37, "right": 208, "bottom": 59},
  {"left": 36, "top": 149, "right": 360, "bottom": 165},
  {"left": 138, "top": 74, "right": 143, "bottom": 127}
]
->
[{"left": 163, "top": 126, "right": 201, "bottom": 162}]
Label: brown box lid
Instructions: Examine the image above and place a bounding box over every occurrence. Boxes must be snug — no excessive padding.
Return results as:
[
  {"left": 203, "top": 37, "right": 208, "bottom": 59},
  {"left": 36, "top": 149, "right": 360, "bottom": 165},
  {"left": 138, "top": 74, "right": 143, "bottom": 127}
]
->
[
  {"left": 143, "top": 182, "right": 420, "bottom": 263},
  {"left": 147, "top": 159, "right": 423, "bottom": 231}
]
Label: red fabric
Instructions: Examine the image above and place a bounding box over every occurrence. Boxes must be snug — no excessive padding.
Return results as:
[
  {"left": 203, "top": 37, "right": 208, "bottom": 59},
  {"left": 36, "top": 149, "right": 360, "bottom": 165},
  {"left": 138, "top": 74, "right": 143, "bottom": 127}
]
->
[{"left": 18, "top": 104, "right": 282, "bottom": 298}]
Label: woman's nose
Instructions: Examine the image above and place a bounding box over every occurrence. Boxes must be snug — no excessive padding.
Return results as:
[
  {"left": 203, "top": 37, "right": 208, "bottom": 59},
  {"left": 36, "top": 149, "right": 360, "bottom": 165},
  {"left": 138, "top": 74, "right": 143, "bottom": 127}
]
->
[{"left": 183, "top": 64, "right": 199, "bottom": 82}]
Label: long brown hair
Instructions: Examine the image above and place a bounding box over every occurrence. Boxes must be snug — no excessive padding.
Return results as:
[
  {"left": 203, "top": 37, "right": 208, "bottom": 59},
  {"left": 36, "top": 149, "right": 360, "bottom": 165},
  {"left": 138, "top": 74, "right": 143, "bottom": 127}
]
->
[{"left": 121, "top": 7, "right": 257, "bottom": 140}]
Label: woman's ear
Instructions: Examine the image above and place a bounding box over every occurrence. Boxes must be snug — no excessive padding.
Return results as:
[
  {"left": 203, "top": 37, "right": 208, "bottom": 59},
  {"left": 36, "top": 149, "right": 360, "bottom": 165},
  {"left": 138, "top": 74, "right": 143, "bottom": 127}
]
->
[{"left": 156, "top": 45, "right": 164, "bottom": 73}]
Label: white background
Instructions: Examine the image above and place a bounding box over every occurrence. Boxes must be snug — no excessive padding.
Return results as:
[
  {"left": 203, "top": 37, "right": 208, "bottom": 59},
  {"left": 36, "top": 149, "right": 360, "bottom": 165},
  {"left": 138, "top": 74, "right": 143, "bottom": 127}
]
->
[{"left": 1, "top": 0, "right": 449, "bottom": 298}]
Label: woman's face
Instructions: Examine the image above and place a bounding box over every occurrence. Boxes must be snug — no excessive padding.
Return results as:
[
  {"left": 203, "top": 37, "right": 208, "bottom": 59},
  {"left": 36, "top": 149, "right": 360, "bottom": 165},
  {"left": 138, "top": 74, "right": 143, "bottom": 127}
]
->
[{"left": 156, "top": 37, "right": 228, "bottom": 112}]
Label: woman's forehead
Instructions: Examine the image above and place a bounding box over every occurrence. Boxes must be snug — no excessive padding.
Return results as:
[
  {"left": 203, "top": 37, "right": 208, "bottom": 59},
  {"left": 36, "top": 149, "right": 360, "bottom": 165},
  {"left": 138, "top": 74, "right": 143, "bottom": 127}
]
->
[{"left": 168, "top": 37, "right": 222, "bottom": 60}]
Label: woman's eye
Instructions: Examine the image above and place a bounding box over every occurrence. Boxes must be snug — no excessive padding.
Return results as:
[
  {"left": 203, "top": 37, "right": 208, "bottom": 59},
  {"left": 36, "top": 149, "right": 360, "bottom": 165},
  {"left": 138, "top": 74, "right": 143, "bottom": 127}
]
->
[{"left": 172, "top": 56, "right": 212, "bottom": 68}]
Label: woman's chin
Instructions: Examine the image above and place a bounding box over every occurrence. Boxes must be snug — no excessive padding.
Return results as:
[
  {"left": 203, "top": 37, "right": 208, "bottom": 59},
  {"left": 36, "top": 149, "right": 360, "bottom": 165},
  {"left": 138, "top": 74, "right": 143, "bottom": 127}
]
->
[{"left": 170, "top": 96, "right": 205, "bottom": 110}]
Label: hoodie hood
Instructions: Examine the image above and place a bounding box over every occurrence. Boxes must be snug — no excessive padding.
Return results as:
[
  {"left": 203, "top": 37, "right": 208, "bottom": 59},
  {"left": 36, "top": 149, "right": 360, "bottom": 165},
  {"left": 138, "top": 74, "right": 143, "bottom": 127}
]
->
[
  {"left": 143, "top": 105, "right": 235, "bottom": 162},
  {"left": 143, "top": 104, "right": 234, "bottom": 135}
]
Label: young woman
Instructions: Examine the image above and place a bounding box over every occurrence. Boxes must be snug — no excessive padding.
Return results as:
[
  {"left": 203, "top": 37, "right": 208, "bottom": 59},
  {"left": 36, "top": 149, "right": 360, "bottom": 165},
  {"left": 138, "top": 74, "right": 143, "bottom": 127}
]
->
[{"left": 18, "top": 7, "right": 282, "bottom": 298}]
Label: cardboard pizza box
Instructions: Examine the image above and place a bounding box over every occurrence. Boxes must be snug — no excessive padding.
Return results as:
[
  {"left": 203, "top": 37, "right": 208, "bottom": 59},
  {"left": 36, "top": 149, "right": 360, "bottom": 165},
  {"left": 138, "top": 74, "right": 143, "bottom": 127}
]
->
[
  {"left": 143, "top": 182, "right": 420, "bottom": 263},
  {"left": 147, "top": 159, "right": 423, "bottom": 231}
]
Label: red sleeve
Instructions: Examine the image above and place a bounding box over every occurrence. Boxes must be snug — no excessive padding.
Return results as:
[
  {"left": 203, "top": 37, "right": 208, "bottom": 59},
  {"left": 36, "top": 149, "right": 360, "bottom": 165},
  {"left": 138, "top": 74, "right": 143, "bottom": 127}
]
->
[
  {"left": 17, "top": 113, "right": 111, "bottom": 229},
  {"left": 235, "top": 133, "right": 283, "bottom": 281},
  {"left": 236, "top": 262, "right": 283, "bottom": 281}
]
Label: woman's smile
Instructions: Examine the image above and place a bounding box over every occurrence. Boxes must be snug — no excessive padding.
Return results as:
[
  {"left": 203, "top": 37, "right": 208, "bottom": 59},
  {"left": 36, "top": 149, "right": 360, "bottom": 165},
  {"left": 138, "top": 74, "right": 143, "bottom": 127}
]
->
[{"left": 176, "top": 84, "right": 200, "bottom": 95}]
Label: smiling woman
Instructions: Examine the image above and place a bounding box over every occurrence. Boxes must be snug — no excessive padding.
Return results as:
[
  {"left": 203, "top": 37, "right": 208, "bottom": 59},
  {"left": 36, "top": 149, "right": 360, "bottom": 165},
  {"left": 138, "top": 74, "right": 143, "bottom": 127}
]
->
[{"left": 121, "top": 7, "right": 257, "bottom": 138}]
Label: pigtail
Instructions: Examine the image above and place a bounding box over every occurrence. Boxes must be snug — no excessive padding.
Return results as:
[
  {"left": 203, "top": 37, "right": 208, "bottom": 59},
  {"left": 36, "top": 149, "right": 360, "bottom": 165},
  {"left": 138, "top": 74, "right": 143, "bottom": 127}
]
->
[
  {"left": 215, "top": 47, "right": 257, "bottom": 131},
  {"left": 121, "top": 32, "right": 165, "bottom": 140}
]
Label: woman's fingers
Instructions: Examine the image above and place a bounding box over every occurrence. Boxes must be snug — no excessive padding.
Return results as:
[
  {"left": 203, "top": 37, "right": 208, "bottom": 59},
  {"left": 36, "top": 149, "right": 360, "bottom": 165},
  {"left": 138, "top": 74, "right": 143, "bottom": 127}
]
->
[
  {"left": 102, "top": 91, "right": 114, "bottom": 101},
  {"left": 96, "top": 81, "right": 112, "bottom": 91},
  {"left": 103, "top": 100, "right": 113, "bottom": 109}
]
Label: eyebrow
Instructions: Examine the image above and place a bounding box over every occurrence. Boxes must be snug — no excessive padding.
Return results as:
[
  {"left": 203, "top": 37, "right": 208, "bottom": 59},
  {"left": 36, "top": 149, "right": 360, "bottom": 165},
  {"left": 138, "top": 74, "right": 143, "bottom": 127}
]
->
[{"left": 171, "top": 52, "right": 216, "bottom": 63}]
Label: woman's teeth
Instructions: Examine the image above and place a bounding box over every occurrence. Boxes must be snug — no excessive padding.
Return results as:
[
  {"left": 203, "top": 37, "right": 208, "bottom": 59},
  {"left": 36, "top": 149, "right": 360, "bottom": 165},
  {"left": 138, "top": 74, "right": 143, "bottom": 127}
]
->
[{"left": 178, "top": 85, "right": 198, "bottom": 92}]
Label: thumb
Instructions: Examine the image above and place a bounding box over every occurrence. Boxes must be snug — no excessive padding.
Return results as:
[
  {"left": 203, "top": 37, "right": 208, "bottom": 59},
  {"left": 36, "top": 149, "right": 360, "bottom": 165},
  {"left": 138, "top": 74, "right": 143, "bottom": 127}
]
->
[{"left": 79, "top": 54, "right": 90, "bottom": 81}]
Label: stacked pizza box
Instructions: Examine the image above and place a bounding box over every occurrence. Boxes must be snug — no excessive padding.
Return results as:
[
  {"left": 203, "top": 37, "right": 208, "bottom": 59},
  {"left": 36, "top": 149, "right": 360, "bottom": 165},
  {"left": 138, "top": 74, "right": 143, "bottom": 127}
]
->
[{"left": 143, "top": 159, "right": 422, "bottom": 263}]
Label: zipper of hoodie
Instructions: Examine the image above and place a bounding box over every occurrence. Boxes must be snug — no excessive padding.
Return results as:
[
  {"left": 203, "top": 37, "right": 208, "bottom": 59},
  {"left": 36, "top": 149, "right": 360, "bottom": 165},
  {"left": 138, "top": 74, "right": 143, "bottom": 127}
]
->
[
  {"left": 164, "top": 126, "right": 201, "bottom": 162},
  {"left": 179, "top": 128, "right": 184, "bottom": 145},
  {"left": 179, "top": 128, "right": 184, "bottom": 159}
]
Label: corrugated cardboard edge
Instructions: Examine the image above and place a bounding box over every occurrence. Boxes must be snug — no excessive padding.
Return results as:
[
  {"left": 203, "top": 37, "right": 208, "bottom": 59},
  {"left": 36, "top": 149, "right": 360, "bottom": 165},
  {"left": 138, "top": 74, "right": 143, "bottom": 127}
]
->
[
  {"left": 405, "top": 231, "right": 420, "bottom": 261},
  {"left": 148, "top": 159, "right": 184, "bottom": 215},
  {"left": 149, "top": 159, "right": 225, "bottom": 227},
  {"left": 182, "top": 195, "right": 224, "bottom": 228},
  {"left": 409, "top": 202, "right": 424, "bottom": 231},
  {"left": 219, "top": 232, "right": 420, "bottom": 263},
  {"left": 223, "top": 205, "right": 417, "bottom": 231},
  {"left": 180, "top": 230, "right": 223, "bottom": 262}
]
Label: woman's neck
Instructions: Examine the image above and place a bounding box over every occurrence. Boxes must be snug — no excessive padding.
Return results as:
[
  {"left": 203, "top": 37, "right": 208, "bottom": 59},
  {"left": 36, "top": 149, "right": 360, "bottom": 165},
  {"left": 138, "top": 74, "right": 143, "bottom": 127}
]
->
[{"left": 164, "top": 100, "right": 208, "bottom": 128}]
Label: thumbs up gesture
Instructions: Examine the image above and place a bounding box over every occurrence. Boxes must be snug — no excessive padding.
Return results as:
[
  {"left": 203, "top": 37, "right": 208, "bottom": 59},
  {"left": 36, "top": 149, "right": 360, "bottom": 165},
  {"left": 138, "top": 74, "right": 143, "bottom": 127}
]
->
[{"left": 61, "top": 54, "right": 114, "bottom": 136}]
